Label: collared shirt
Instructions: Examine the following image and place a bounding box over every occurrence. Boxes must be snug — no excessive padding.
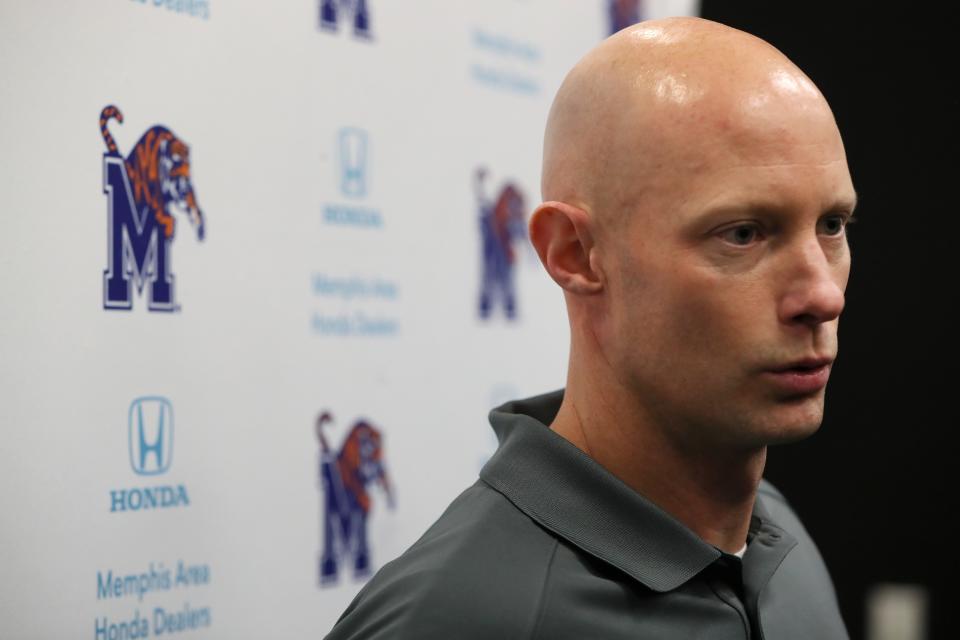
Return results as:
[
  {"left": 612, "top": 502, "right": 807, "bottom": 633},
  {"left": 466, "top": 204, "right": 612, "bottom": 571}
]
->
[{"left": 326, "top": 390, "right": 849, "bottom": 639}]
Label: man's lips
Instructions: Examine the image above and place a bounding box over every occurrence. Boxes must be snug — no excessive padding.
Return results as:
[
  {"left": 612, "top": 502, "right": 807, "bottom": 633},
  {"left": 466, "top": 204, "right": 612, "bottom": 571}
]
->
[
  {"left": 763, "top": 358, "right": 834, "bottom": 394},
  {"left": 767, "top": 357, "right": 834, "bottom": 373}
]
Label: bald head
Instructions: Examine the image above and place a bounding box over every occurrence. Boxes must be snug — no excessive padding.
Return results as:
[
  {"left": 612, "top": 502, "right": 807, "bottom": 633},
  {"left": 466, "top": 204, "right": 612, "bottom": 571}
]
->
[
  {"left": 533, "top": 16, "right": 857, "bottom": 513},
  {"left": 541, "top": 17, "right": 837, "bottom": 235}
]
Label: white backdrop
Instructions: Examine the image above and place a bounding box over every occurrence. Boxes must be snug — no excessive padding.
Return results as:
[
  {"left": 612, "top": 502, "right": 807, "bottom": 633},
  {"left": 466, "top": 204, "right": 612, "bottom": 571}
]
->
[{"left": 0, "top": 1, "right": 694, "bottom": 637}]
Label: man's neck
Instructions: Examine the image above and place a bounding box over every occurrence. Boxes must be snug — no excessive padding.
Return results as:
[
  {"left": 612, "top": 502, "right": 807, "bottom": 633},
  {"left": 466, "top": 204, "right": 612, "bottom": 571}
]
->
[{"left": 550, "top": 382, "right": 766, "bottom": 555}]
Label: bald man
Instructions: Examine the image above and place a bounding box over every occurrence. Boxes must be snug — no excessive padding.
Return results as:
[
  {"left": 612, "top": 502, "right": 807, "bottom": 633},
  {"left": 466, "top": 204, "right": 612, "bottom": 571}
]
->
[{"left": 326, "top": 17, "right": 854, "bottom": 640}]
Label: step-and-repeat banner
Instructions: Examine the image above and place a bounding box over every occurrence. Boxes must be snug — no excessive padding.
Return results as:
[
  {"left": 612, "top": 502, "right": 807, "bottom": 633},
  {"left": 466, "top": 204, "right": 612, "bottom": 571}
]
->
[{"left": 0, "top": 1, "right": 694, "bottom": 637}]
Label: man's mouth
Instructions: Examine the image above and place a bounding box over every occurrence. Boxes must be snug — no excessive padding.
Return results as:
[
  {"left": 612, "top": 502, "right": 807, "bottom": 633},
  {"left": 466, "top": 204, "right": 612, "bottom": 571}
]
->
[
  {"left": 769, "top": 357, "right": 833, "bottom": 373},
  {"left": 764, "top": 359, "right": 833, "bottom": 394}
]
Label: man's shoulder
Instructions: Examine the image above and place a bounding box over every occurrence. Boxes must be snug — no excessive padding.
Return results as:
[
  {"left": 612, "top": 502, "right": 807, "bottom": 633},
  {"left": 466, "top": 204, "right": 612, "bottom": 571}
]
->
[
  {"left": 757, "top": 478, "right": 791, "bottom": 512},
  {"left": 756, "top": 478, "right": 845, "bottom": 625},
  {"left": 756, "top": 478, "right": 814, "bottom": 538},
  {"left": 325, "top": 480, "right": 560, "bottom": 640}
]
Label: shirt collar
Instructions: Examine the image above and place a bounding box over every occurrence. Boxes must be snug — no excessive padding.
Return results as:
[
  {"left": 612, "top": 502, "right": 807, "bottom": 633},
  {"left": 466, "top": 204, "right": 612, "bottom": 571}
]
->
[{"left": 479, "top": 389, "right": 793, "bottom": 593}]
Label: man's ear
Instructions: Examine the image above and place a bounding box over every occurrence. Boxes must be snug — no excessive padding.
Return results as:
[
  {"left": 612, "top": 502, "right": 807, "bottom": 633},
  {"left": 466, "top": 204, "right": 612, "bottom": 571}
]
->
[{"left": 528, "top": 201, "right": 604, "bottom": 294}]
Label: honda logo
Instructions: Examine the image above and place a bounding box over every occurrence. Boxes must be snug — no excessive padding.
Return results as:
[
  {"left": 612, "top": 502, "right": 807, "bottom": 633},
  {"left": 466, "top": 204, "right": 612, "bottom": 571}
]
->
[
  {"left": 128, "top": 397, "right": 174, "bottom": 475},
  {"left": 338, "top": 127, "right": 369, "bottom": 198}
]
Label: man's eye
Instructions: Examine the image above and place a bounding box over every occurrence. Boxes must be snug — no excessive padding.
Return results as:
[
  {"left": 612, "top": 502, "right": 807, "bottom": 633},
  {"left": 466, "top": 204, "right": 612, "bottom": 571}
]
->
[
  {"left": 819, "top": 214, "right": 853, "bottom": 236},
  {"left": 720, "top": 224, "right": 761, "bottom": 246}
]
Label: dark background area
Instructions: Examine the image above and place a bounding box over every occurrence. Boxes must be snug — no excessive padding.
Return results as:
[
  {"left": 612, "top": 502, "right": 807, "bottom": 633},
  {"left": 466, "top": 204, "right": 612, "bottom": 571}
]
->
[{"left": 698, "top": 2, "right": 958, "bottom": 638}]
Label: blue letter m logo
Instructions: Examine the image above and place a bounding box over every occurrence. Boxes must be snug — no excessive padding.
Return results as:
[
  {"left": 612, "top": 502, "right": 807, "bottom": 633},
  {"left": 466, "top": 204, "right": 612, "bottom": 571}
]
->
[{"left": 102, "top": 155, "right": 176, "bottom": 311}]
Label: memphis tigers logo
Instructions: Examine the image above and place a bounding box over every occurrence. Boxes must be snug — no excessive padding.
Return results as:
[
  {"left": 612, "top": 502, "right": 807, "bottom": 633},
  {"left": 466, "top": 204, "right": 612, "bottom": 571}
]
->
[
  {"left": 316, "top": 411, "right": 394, "bottom": 585},
  {"left": 100, "top": 105, "right": 205, "bottom": 312},
  {"left": 474, "top": 167, "right": 527, "bottom": 321}
]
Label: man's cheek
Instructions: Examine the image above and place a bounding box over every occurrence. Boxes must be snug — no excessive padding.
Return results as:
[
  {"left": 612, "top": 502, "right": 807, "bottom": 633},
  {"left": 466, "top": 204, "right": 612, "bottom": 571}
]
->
[{"left": 665, "top": 286, "right": 723, "bottom": 347}]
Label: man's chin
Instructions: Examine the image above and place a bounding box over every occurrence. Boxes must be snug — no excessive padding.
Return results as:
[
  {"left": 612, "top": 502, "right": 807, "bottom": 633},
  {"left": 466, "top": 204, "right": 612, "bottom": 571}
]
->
[
  {"left": 767, "top": 424, "right": 822, "bottom": 445},
  {"left": 732, "top": 395, "right": 826, "bottom": 447},
  {"left": 763, "top": 404, "right": 825, "bottom": 444}
]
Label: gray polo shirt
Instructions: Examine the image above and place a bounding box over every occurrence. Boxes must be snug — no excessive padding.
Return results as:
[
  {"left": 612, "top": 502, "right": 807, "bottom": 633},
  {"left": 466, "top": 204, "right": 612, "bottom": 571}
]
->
[{"left": 326, "top": 390, "right": 849, "bottom": 639}]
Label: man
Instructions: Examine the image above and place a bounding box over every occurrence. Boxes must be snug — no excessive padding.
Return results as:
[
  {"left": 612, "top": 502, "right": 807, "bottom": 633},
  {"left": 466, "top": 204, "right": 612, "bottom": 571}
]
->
[{"left": 327, "top": 16, "right": 855, "bottom": 639}]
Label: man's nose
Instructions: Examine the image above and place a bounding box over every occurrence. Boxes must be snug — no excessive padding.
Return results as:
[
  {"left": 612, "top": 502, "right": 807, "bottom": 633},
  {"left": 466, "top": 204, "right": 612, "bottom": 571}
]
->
[{"left": 777, "top": 239, "right": 847, "bottom": 327}]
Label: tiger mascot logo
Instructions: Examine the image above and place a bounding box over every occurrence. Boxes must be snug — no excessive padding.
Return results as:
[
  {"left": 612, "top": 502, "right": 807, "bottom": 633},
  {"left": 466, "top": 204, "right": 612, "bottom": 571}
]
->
[
  {"left": 316, "top": 411, "right": 394, "bottom": 585},
  {"left": 100, "top": 105, "right": 205, "bottom": 312},
  {"left": 474, "top": 167, "right": 527, "bottom": 320}
]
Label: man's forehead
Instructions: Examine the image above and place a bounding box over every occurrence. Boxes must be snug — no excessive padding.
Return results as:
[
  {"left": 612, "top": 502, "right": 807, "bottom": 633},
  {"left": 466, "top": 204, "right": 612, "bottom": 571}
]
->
[
  {"left": 609, "top": 129, "right": 855, "bottom": 237},
  {"left": 542, "top": 18, "right": 849, "bottom": 230}
]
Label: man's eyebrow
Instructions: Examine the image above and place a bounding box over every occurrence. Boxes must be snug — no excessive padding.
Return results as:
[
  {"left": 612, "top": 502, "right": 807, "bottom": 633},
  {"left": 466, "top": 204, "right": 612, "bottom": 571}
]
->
[
  {"left": 832, "top": 190, "right": 858, "bottom": 215},
  {"left": 698, "top": 192, "right": 860, "bottom": 219}
]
